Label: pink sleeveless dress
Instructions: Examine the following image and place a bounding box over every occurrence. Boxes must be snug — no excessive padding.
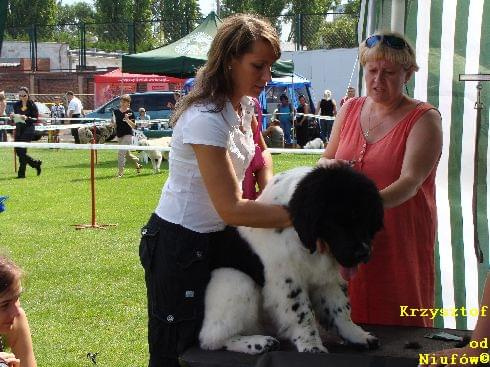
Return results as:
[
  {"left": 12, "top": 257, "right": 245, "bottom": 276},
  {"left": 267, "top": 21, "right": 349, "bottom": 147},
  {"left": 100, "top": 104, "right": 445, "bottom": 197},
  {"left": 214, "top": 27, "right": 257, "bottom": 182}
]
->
[{"left": 336, "top": 97, "right": 438, "bottom": 327}]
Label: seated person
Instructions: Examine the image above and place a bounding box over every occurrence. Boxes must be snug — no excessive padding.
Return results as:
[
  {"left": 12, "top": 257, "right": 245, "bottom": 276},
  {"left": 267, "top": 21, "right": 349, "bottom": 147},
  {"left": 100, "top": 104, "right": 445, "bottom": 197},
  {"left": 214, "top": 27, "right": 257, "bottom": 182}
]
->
[
  {"left": 136, "top": 108, "right": 151, "bottom": 130},
  {"left": 262, "top": 119, "right": 284, "bottom": 148},
  {"left": 0, "top": 255, "right": 37, "bottom": 367}
]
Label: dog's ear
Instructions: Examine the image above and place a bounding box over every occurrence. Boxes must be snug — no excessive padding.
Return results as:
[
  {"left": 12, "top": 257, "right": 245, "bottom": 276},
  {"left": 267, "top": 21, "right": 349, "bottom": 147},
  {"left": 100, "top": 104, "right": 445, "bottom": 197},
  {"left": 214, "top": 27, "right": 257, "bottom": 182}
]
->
[
  {"left": 288, "top": 172, "right": 322, "bottom": 253},
  {"left": 290, "top": 210, "right": 318, "bottom": 253}
]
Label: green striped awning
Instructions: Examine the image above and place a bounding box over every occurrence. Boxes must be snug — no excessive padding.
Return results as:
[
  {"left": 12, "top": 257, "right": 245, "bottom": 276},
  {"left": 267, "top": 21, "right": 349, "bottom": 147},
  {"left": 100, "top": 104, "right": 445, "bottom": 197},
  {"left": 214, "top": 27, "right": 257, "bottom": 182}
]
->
[{"left": 359, "top": 0, "right": 490, "bottom": 330}]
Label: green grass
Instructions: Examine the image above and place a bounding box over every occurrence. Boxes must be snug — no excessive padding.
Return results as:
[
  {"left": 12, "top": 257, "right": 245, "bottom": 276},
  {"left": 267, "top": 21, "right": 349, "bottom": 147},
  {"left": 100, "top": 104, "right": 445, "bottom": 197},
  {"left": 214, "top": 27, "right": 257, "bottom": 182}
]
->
[{"left": 0, "top": 148, "right": 319, "bottom": 367}]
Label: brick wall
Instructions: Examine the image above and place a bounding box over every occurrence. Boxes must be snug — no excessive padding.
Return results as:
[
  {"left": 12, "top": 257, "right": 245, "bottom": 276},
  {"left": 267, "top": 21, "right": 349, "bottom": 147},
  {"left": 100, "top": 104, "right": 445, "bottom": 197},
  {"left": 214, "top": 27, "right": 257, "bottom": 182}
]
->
[{"left": 0, "top": 70, "right": 103, "bottom": 109}]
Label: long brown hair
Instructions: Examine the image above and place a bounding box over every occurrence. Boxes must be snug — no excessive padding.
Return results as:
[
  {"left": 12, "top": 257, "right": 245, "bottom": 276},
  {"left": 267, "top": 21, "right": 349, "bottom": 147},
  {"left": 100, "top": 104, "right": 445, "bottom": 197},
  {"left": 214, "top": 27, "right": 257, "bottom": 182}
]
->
[
  {"left": 171, "top": 14, "right": 280, "bottom": 125},
  {"left": 0, "top": 255, "right": 23, "bottom": 295}
]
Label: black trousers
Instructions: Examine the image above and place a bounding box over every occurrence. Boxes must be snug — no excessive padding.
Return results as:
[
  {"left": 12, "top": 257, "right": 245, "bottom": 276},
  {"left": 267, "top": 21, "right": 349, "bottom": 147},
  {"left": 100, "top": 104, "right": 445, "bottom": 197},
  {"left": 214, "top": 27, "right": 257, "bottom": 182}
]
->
[
  {"left": 139, "top": 214, "right": 264, "bottom": 367},
  {"left": 15, "top": 147, "right": 40, "bottom": 178},
  {"left": 14, "top": 123, "right": 39, "bottom": 178},
  {"left": 71, "top": 114, "right": 81, "bottom": 143},
  {"left": 295, "top": 122, "right": 309, "bottom": 147}
]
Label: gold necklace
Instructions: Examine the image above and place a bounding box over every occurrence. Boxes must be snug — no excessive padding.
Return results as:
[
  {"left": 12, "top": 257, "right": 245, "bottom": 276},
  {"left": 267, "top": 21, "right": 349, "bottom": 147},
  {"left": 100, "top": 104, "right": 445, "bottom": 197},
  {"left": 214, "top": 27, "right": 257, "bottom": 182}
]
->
[{"left": 363, "top": 97, "right": 405, "bottom": 138}]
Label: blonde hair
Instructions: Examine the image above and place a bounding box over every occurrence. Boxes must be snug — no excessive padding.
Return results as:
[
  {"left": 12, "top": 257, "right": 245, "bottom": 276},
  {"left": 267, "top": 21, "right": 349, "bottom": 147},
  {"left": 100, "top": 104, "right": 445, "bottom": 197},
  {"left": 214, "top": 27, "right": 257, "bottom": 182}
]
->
[
  {"left": 121, "top": 94, "right": 131, "bottom": 103},
  {"left": 323, "top": 90, "right": 332, "bottom": 100},
  {"left": 0, "top": 91, "right": 5, "bottom": 102},
  {"left": 171, "top": 14, "right": 280, "bottom": 125},
  {"left": 359, "top": 31, "right": 419, "bottom": 71}
]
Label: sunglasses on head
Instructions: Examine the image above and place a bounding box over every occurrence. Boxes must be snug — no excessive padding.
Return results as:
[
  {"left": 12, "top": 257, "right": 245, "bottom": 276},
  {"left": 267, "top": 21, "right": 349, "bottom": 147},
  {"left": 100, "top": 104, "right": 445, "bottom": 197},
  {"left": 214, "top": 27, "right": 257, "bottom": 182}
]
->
[{"left": 365, "top": 35, "right": 407, "bottom": 49}]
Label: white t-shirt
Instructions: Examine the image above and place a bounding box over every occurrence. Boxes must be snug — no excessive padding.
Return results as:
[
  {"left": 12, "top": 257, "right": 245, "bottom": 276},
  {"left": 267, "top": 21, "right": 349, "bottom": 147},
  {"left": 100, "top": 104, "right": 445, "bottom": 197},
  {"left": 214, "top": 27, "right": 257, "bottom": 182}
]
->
[
  {"left": 155, "top": 96, "right": 256, "bottom": 233},
  {"left": 67, "top": 97, "right": 83, "bottom": 115}
]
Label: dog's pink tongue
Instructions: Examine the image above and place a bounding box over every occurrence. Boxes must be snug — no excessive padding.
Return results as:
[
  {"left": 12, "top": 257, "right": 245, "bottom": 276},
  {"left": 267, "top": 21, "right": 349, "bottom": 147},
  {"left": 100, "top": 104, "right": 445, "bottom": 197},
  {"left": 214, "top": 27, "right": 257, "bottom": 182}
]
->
[{"left": 339, "top": 265, "right": 358, "bottom": 281}]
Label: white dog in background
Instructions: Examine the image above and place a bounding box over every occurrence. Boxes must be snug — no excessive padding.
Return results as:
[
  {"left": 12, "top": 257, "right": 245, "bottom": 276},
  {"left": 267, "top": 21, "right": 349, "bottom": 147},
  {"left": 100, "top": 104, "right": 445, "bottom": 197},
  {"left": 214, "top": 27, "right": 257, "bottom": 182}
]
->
[
  {"left": 138, "top": 139, "right": 163, "bottom": 173},
  {"left": 304, "top": 137, "right": 324, "bottom": 149}
]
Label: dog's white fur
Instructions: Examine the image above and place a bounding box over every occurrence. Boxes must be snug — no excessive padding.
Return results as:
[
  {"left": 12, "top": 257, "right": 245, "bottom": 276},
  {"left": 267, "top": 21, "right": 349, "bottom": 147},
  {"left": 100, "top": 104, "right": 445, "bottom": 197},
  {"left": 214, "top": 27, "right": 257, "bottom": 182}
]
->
[
  {"left": 138, "top": 139, "right": 163, "bottom": 173},
  {"left": 304, "top": 137, "right": 324, "bottom": 149},
  {"left": 199, "top": 167, "right": 377, "bottom": 355}
]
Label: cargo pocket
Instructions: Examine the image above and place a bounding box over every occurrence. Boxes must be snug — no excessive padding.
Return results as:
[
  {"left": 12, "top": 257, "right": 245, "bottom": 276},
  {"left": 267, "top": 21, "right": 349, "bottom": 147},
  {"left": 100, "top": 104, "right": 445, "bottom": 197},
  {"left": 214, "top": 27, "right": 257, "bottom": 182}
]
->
[
  {"left": 139, "top": 220, "right": 160, "bottom": 271},
  {"left": 145, "top": 223, "right": 211, "bottom": 325},
  {"left": 171, "top": 237, "right": 210, "bottom": 322}
]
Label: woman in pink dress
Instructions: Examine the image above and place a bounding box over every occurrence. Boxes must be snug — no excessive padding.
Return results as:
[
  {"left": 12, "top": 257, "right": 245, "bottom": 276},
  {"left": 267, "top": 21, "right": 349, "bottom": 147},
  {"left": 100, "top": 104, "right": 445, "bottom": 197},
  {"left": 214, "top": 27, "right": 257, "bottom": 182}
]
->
[{"left": 319, "top": 31, "right": 443, "bottom": 327}]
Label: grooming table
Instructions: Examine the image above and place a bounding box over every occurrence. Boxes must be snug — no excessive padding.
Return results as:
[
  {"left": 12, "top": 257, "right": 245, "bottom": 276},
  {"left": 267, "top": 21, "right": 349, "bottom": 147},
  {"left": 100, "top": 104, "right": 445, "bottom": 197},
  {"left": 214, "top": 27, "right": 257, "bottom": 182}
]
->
[{"left": 182, "top": 325, "right": 471, "bottom": 367}]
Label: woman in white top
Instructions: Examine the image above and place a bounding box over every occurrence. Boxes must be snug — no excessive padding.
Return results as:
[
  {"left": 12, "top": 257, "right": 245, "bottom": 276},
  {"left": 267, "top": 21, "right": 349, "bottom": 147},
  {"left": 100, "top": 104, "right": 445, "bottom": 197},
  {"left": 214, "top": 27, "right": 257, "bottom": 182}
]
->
[{"left": 139, "top": 14, "right": 291, "bottom": 367}]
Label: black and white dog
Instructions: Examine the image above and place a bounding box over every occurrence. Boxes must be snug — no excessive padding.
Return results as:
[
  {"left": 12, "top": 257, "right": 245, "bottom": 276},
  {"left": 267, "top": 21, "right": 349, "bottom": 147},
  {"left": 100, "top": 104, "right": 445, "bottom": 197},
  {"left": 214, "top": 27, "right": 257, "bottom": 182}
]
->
[{"left": 199, "top": 165, "right": 384, "bottom": 354}]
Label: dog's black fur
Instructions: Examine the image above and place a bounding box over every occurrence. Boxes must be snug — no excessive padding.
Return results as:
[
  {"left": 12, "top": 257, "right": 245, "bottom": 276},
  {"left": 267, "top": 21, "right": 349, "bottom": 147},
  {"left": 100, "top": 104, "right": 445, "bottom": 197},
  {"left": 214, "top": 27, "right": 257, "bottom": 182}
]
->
[
  {"left": 289, "top": 166, "right": 384, "bottom": 266},
  {"left": 199, "top": 166, "right": 385, "bottom": 354}
]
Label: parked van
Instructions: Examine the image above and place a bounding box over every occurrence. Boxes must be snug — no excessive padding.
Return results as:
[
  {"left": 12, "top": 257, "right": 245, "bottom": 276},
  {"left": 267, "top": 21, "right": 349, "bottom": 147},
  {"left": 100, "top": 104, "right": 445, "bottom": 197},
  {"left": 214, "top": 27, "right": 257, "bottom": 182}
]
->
[{"left": 85, "top": 91, "right": 176, "bottom": 120}]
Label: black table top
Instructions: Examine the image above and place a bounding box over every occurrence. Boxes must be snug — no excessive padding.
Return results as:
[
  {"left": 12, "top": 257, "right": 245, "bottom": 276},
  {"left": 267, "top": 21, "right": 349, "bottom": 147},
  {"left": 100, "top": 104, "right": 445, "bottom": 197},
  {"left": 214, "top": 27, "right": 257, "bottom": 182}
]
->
[{"left": 182, "top": 325, "right": 472, "bottom": 367}]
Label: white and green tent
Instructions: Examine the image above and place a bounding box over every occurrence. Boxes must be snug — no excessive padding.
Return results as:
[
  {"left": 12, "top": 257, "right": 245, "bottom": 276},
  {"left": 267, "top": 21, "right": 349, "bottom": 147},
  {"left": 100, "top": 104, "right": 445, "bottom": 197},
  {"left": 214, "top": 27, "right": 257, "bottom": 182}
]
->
[{"left": 358, "top": 0, "right": 490, "bottom": 330}]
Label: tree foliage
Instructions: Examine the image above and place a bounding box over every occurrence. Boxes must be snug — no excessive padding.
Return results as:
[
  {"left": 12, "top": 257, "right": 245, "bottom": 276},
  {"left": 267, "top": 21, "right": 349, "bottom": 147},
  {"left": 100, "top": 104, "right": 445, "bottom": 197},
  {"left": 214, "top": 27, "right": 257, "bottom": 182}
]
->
[
  {"left": 6, "top": 0, "right": 57, "bottom": 38},
  {"left": 311, "top": 14, "right": 359, "bottom": 49},
  {"left": 310, "top": 0, "right": 360, "bottom": 49},
  {"left": 57, "top": 2, "right": 96, "bottom": 24},
  {"left": 152, "top": 0, "right": 201, "bottom": 45},
  {"left": 219, "top": 0, "right": 287, "bottom": 35},
  {"left": 4, "top": 0, "right": 360, "bottom": 57}
]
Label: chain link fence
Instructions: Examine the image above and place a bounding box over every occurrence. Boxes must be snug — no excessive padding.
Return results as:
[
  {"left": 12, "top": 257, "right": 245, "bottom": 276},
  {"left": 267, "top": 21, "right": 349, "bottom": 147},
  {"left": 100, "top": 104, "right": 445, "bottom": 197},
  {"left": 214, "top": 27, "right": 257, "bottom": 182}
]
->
[{"left": 3, "top": 12, "right": 358, "bottom": 71}]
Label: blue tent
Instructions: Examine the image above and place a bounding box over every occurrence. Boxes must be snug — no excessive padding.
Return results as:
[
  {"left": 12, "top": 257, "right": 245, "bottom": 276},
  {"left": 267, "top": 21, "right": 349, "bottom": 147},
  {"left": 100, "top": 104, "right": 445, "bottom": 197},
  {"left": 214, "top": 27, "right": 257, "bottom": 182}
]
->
[
  {"left": 184, "top": 73, "right": 314, "bottom": 129},
  {"left": 259, "top": 74, "right": 314, "bottom": 129}
]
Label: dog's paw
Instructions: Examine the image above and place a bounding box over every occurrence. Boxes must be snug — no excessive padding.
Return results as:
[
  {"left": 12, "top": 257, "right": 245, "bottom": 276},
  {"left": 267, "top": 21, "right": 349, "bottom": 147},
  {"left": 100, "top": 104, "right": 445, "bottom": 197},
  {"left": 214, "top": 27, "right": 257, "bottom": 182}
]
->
[
  {"left": 298, "top": 344, "right": 328, "bottom": 353},
  {"left": 262, "top": 336, "right": 281, "bottom": 352},
  {"left": 346, "top": 333, "right": 379, "bottom": 350},
  {"left": 224, "top": 335, "right": 280, "bottom": 355}
]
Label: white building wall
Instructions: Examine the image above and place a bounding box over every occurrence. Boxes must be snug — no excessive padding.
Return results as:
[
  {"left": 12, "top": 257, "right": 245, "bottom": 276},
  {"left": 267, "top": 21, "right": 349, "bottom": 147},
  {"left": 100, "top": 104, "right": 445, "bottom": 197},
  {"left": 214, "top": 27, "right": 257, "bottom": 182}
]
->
[
  {"left": 1, "top": 41, "right": 70, "bottom": 71},
  {"left": 68, "top": 54, "right": 121, "bottom": 71},
  {"left": 282, "top": 48, "right": 359, "bottom": 107}
]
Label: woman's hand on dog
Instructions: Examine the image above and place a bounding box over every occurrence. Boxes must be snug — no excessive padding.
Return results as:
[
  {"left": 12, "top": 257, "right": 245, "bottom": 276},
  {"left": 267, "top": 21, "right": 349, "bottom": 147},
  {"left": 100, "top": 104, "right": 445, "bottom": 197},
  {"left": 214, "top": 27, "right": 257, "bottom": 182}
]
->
[{"left": 317, "top": 157, "right": 354, "bottom": 169}]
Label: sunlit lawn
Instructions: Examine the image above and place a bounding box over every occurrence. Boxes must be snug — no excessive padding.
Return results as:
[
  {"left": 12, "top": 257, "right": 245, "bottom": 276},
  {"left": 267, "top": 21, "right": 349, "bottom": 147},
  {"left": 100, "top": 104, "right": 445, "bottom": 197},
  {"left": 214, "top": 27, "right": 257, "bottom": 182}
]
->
[{"left": 0, "top": 146, "right": 319, "bottom": 367}]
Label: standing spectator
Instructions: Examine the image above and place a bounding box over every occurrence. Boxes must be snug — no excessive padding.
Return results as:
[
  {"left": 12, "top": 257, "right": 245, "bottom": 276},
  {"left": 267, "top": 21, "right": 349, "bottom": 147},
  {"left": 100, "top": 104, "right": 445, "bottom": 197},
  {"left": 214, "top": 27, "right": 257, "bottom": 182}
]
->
[
  {"left": 65, "top": 91, "right": 83, "bottom": 144},
  {"left": 49, "top": 96, "right": 65, "bottom": 143},
  {"left": 262, "top": 119, "right": 284, "bottom": 148},
  {"left": 0, "top": 91, "right": 6, "bottom": 142},
  {"left": 111, "top": 94, "right": 141, "bottom": 178},
  {"left": 294, "top": 94, "right": 310, "bottom": 148},
  {"left": 273, "top": 94, "right": 294, "bottom": 147},
  {"left": 11, "top": 87, "right": 42, "bottom": 179},
  {"left": 136, "top": 107, "right": 151, "bottom": 130},
  {"left": 316, "top": 89, "right": 337, "bottom": 142},
  {"left": 0, "top": 255, "right": 37, "bottom": 367},
  {"left": 340, "top": 86, "right": 356, "bottom": 107}
]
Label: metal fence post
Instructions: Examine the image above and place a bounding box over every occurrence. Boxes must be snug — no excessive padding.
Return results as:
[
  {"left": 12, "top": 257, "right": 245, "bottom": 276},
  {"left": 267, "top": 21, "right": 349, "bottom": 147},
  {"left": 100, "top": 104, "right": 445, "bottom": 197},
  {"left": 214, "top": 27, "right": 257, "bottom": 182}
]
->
[
  {"left": 295, "top": 14, "right": 302, "bottom": 51},
  {"left": 78, "top": 22, "right": 86, "bottom": 70},
  {"left": 29, "top": 24, "right": 37, "bottom": 71},
  {"left": 128, "top": 22, "right": 136, "bottom": 54}
]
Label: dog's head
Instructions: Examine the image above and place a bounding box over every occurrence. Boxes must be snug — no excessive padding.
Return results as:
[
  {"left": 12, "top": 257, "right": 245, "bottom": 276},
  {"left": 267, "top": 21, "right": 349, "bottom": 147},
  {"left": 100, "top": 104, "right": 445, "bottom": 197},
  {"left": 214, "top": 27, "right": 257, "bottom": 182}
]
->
[{"left": 288, "top": 166, "right": 383, "bottom": 277}]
